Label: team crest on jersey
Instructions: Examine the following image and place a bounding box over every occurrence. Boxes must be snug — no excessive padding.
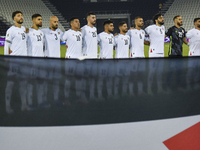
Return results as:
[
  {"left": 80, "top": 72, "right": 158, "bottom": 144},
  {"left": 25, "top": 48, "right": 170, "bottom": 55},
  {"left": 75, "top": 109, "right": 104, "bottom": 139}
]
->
[
  {"left": 111, "top": 36, "right": 113, "bottom": 38},
  {"left": 58, "top": 32, "right": 60, "bottom": 34},
  {"left": 105, "top": 37, "right": 107, "bottom": 39},
  {"left": 156, "top": 28, "right": 158, "bottom": 30},
  {"left": 135, "top": 32, "right": 137, "bottom": 34},
  {"left": 33, "top": 33, "right": 35, "bottom": 36},
  {"left": 142, "top": 32, "right": 144, "bottom": 34},
  {"left": 40, "top": 33, "right": 42, "bottom": 36},
  {"left": 162, "top": 28, "right": 164, "bottom": 30},
  {"left": 72, "top": 34, "right": 74, "bottom": 36},
  {"left": 121, "top": 38, "right": 123, "bottom": 40}
]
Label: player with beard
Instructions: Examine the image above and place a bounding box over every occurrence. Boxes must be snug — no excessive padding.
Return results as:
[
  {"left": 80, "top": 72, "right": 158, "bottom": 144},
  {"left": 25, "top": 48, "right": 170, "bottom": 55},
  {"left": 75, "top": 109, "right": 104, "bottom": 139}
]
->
[
  {"left": 166, "top": 15, "right": 188, "bottom": 57},
  {"left": 145, "top": 14, "right": 165, "bottom": 95},
  {"left": 81, "top": 12, "right": 98, "bottom": 58},
  {"left": 4, "top": 11, "right": 29, "bottom": 113},
  {"left": 114, "top": 21, "right": 130, "bottom": 58},
  {"left": 128, "top": 16, "right": 149, "bottom": 58},
  {"left": 26, "top": 14, "right": 45, "bottom": 108},
  {"left": 186, "top": 18, "right": 200, "bottom": 56},
  {"left": 41, "top": 16, "right": 64, "bottom": 107},
  {"left": 97, "top": 20, "right": 114, "bottom": 59},
  {"left": 145, "top": 13, "right": 165, "bottom": 57}
]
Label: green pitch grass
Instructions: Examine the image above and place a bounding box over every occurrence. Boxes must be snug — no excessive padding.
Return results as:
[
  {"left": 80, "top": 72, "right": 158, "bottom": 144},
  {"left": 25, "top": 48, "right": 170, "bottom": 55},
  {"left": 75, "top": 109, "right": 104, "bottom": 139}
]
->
[{"left": 0, "top": 43, "right": 189, "bottom": 58}]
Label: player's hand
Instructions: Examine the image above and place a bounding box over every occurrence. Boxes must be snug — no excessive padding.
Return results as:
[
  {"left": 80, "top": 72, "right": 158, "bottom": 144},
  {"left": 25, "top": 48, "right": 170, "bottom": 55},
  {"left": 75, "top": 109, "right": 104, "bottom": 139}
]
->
[
  {"left": 26, "top": 28, "right": 29, "bottom": 33},
  {"left": 9, "top": 49, "right": 12, "bottom": 54},
  {"left": 65, "top": 45, "right": 68, "bottom": 49},
  {"left": 114, "top": 33, "right": 119, "bottom": 36}
]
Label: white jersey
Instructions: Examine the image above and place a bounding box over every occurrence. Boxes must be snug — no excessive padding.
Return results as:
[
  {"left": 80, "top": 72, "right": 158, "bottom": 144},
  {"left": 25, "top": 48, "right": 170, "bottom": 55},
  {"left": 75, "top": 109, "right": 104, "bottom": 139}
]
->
[
  {"left": 114, "top": 34, "right": 130, "bottom": 59},
  {"left": 127, "top": 29, "right": 145, "bottom": 58},
  {"left": 186, "top": 28, "right": 200, "bottom": 56},
  {"left": 145, "top": 24, "right": 165, "bottom": 56},
  {"left": 4, "top": 26, "right": 27, "bottom": 56},
  {"left": 62, "top": 29, "right": 82, "bottom": 58},
  {"left": 41, "top": 28, "right": 63, "bottom": 58},
  {"left": 81, "top": 25, "right": 98, "bottom": 58},
  {"left": 27, "top": 28, "right": 44, "bottom": 57},
  {"left": 97, "top": 32, "right": 114, "bottom": 59}
]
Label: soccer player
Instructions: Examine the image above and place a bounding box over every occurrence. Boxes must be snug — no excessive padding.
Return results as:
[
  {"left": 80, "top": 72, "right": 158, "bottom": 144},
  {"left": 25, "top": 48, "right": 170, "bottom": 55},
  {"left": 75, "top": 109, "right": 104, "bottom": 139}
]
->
[
  {"left": 41, "top": 16, "right": 64, "bottom": 106},
  {"left": 114, "top": 21, "right": 130, "bottom": 58},
  {"left": 145, "top": 13, "right": 165, "bottom": 95},
  {"left": 27, "top": 14, "right": 44, "bottom": 57},
  {"left": 4, "top": 11, "right": 26, "bottom": 55},
  {"left": 81, "top": 12, "right": 98, "bottom": 58},
  {"left": 97, "top": 20, "right": 114, "bottom": 59},
  {"left": 4, "top": 11, "right": 29, "bottom": 113},
  {"left": 41, "top": 16, "right": 63, "bottom": 58},
  {"left": 145, "top": 13, "right": 165, "bottom": 57},
  {"left": 186, "top": 18, "right": 200, "bottom": 56},
  {"left": 166, "top": 15, "right": 188, "bottom": 57},
  {"left": 127, "top": 16, "right": 149, "bottom": 58},
  {"left": 62, "top": 17, "right": 82, "bottom": 58},
  {"left": 26, "top": 14, "right": 46, "bottom": 108}
]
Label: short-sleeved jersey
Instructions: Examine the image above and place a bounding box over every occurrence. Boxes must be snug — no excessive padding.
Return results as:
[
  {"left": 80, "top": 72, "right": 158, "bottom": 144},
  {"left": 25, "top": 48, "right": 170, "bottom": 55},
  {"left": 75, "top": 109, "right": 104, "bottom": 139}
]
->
[
  {"left": 97, "top": 32, "right": 114, "bottom": 59},
  {"left": 145, "top": 24, "right": 165, "bottom": 55},
  {"left": 166, "top": 26, "right": 186, "bottom": 56},
  {"left": 41, "top": 28, "right": 63, "bottom": 58},
  {"left": 62, "top": 29, "right": 82, "bottom": 58},
  {"left": 127, "top": 29, "right": 145, "bottom": 58},
  {"left": 27, "top": 28, "right": 44, "bottom": 57},
  {"left": 81, "top": 25, "right": 98, "bottom": 58},
  {"left": 186, "top": 28, "right": 200, "bottom": 56},
  {"left": 114, "top": 34, "right": 130, "bottom": 59},
  {"left": 4, "top": 26, "right": 27, "bottom": 56}
]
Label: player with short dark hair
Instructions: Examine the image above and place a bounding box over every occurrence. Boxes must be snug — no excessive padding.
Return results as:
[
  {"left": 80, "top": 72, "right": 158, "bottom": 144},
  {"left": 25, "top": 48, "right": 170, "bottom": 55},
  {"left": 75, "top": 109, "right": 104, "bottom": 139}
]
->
[
  {"left": 97, "top": 20, "right": 114, "bottom": 59},
  {"left": 81, "top": 12, "right": 97, "bottom": 58},
  {"left": 114, "top": 21, "right": 130, "bottom": 58},
  {"left": 186, "top": 18, "right": 200, "bottom": 56},
  {"left": 62, "top": 17, "right": 82, "bottom": 58},
  {"left": 4, "top": 11, "right": 29, "bottom": 113},
  {"left": 145, "top": 13, "right": 165, "bottom": 57},
  {"left": 166, "top": 15, "right": 188, "bottom": 57}
]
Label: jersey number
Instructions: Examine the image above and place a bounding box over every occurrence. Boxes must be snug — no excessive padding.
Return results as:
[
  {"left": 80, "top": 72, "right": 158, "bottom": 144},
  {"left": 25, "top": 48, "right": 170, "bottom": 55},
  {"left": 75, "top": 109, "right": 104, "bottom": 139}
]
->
[
  {"left": 76, "top": 35, "right": 81, "bottom": 41},
  {"left": 21, "top": 33, "right": 26, "bottom": 40},
  {"left": 160, "top": 29, "right": 163, "bottom": 34},
  {"left": 139, "top": 34, "right": 142, "bottom": 39},
  {"left": 92, "top": 32, "right": 96, "bottom": 37},
  {"left": 36, "top": 35, "right": 42, "bottom": 41},
  {"left": 108, "top": 38, "right": 113, "bottom": 44},
  {"left": 124, "top": 39, "right": 128, "bottom": 45},
  {"left": 55, "top": 34, "right": 58, "bottom": 40}
]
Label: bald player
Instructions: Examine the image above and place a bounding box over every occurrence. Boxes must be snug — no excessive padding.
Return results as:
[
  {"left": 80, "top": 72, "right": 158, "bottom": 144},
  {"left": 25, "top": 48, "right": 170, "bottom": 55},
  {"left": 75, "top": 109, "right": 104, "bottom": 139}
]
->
[
  {"left": 41, "top": 16, "right": 64, "bottom": 106},
  {"left": 41, "top": 16, "right": 63, "bottom": 58}
]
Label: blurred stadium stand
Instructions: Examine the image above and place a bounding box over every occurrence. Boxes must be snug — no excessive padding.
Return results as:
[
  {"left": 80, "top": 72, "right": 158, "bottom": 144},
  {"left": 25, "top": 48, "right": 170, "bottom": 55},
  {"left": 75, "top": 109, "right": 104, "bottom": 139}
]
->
[
  {"left": 0, "top": 0, "right": 66, "bottom": 36},
  {"left": 48, "top": 0, "right": 167, "bottom": 27},
  {"left": 164, "top": 0, "right": 200, "bottom": 31}
]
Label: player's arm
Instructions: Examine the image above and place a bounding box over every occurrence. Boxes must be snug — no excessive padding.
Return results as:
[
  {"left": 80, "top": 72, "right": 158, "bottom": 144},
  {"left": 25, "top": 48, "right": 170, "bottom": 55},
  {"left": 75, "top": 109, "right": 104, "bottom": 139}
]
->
[
  {"left": 113, "top": 35, "right": 118, "bottom": 50},
  {"left": 165, "top": 27, "right": 172, "bottom": 38},
  {"left": 4, "top": 30, "right": 13, "bottom": 55},
  {"left": 183, "top": 37, "right": 188, "bottom": 45}
]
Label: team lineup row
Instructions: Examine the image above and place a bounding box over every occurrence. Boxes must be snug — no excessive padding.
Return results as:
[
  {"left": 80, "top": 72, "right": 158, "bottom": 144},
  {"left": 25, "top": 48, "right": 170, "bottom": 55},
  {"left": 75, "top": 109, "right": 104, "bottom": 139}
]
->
[{"left": 4, "top": 11, "right": 200, "bottom": 59}]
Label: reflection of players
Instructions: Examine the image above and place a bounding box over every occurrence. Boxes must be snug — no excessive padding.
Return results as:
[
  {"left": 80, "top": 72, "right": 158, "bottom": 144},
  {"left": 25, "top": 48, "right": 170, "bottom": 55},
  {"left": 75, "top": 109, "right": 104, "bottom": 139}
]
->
[
  {"left": 81, "top": 12, "right": 98, "bottom": 58},
  {"left": 41, "top": 16, "right": 64, "bottom": 106},
  {"left": 4, "top": 11, "right": 29, "bottom": 113},
  {"left": 166, "top": 15, "right": 188, "bottom": 57},
  {"left": 127, "top": 16, "right": 149, "bottom": 58},
  {"left": 62, "top": 17, "right": 82, "bottom": 59},
  {"left": 114, "top": 21, "right": 130, "bottom": 59},
  {"left": 97, "top": 20, "right": 114, "bottom": 59},
  {"left": 186, "top": 18, "right": 200, "bottom": 56},
  {"left": 145, "top": 13, "right": 165, "bottom": 58},
  {"left": 26, "top": 14, "right": 45, "bottom": 108}
]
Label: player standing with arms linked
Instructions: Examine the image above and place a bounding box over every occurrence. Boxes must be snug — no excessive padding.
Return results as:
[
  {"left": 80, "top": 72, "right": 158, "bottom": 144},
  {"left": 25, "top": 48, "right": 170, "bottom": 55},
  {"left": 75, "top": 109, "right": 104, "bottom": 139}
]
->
[
  {"left": 81, "top": 12, "right": 98, "bottom": 58},
  {"left": 97, "top": 20, "right": 114, "bottom": 59},
  {"left": 186, "top": 18, "right": 200, "bottom": 56},
  {"left": 166, "top": 15, "right": 188, "bottom": 57},
  {"left": 4, "top": 11, "right": 29, "bottom": 113},
  {"left": 62, "top": 17, "right": 82, "bottom": 59},
  {"left": 145, "top": 13, "right": 165, "bottom": 95},
  {"left": 26, "top": 14, "right": 46, "bottom": 108},
  {"left": 41, "top": 16, "right": 64, "bottom": 106}
]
